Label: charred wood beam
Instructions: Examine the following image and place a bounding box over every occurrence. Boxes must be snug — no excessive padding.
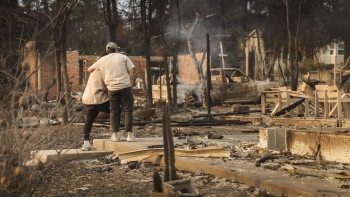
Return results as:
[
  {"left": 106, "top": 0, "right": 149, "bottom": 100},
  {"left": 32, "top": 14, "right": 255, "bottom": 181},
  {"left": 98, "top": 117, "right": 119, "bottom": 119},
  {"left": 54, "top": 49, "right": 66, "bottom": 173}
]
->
[
  {"left": 272, "top": 98, "right": 305, "bottom": 118},
  {"left": 192, "top": 110, "right": 263, "bottom": 118},
  {"left": 170, "top": 120, "right": 251, "bottom": 127},
  {"left": 97, "top": 119, "right": 250, "bottom": 126},
  {"left": 255, "top": 154, "right": 275, "bottom": 167}
]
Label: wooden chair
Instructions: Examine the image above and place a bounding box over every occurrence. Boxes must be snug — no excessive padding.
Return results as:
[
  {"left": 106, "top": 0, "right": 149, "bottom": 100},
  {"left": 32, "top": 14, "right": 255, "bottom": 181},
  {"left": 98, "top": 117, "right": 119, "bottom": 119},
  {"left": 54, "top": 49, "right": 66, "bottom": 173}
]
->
[{"left": 314, "top": 85, "right": 350, "bottom": 118}]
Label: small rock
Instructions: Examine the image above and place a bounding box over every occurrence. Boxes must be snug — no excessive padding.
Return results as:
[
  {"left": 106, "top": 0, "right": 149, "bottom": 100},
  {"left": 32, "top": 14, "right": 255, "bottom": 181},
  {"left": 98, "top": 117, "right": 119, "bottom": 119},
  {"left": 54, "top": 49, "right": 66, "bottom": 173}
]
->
[
  {"left": 76, "top": 187, "right": 89, "bottom": 191},
  {"left": 194, "top": 169, "right": 203, "bottom": 175}
]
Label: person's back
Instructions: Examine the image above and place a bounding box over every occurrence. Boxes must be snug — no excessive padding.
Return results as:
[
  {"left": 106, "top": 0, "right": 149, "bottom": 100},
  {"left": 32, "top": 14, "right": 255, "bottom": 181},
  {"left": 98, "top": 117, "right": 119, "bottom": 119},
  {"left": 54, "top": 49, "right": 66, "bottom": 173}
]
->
[
  {"left": 82, "top": 70, "right": 109, "bottom": 105},
  {"left": 97, "top": 53, "right": 134, "bottom": 91}
]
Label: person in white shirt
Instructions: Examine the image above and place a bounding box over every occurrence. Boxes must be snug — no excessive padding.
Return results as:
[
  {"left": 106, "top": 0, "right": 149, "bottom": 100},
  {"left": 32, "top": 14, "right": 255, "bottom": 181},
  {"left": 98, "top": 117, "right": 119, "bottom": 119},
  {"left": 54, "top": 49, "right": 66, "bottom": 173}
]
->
[{"left": 87, "top": 42, "right": 136, "bottom": 142}]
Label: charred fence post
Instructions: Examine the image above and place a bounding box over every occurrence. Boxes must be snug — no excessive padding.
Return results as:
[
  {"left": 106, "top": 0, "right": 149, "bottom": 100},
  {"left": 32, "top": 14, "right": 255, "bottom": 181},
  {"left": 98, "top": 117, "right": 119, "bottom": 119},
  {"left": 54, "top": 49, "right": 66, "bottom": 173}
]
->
[
  {"left": 163, "top": 103, "right": 178, "bottom": 182},
  {"left": 206, "top": 33, "right": 211, "bottom": 115}
]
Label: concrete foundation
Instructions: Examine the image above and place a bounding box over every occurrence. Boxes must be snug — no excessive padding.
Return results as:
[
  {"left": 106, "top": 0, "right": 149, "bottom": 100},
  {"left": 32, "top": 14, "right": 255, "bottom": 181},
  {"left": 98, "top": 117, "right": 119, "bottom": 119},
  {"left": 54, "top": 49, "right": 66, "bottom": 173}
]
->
[{"left": 259, "top": 127, "right": 350, "bottom": 163}]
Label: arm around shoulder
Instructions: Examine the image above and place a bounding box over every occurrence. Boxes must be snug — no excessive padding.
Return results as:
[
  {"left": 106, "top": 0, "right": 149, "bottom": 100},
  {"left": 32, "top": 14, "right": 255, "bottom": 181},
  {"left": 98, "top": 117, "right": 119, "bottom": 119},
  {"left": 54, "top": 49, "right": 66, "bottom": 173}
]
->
[{"left": 87, "top": 66, "right": 95, "bottom": 73}]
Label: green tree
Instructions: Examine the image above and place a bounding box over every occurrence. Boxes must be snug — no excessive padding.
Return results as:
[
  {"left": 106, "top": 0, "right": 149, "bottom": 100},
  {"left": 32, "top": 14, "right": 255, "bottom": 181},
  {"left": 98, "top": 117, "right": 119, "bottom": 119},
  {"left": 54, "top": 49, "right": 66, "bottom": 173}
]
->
[{"left": 67, "top": 0, "right": 107, "bottom": 55}]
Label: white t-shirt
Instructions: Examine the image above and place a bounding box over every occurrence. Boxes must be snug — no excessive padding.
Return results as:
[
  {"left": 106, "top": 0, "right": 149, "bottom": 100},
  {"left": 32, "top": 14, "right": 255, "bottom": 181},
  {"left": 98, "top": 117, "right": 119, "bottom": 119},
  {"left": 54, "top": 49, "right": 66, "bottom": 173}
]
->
[
  {"left": 82, "top": 70, "right": 109, "bottom": 105},
  {"left": 90, "top": 53, "right": 135, "bottom": 91}
]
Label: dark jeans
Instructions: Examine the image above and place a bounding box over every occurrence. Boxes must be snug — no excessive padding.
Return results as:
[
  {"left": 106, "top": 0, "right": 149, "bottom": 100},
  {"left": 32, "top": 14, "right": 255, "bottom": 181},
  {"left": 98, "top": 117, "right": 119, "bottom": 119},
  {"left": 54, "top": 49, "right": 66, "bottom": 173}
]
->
[
  {"left": 83, "top": 101, "right": 110, "bottom": 141},
  {"left": 108, "top": 86, "right": 134, "bottom": 133}
]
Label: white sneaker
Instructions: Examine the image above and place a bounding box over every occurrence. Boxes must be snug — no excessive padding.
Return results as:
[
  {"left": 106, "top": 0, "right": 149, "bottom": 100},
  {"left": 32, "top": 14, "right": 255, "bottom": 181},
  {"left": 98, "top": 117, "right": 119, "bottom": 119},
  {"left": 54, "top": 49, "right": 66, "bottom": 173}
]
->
[
  {"left": 111, "top": 132, "right": 120, "bottom": 142},
  {"left": 118, "top": 132, "right": 127, "bottom": 141},
  {"left": 127, "top": 132, "right": 137, "bottom": 142},
  {"left": 111, "top": 132, "right": 127, "bottom": 142},
  {"left": 81, "top": 142, "right": 97, "bottom": 151}
]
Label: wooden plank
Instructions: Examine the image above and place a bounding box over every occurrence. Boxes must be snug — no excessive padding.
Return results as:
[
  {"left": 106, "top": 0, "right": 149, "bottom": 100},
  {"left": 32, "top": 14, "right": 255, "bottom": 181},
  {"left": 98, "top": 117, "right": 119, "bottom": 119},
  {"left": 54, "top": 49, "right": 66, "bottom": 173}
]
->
[
  {"left": 315, "top": 85, "right": 337, "bottom": 91},
  {"left": 289, "top": 93, "right": 313, "bottom": 99},
  {"left": 327, "top": 92, "right": 339, "bottom": 99},
  {"left": 31, "top": 149, "right": 114, "bottom": 164},
  {"left": 329, "top": 103, "right": 338, "bottom": 116},
  {"left": 118, "top": 147, "right": 231, "bottom": 162},
  {"left": 271, "top": 102, "right": 279, "bottom": 115}
]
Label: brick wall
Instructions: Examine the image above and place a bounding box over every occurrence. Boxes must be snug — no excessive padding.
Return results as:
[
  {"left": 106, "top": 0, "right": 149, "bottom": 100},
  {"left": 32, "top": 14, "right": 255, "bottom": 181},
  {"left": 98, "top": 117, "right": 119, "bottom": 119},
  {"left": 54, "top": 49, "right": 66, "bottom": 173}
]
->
[
  {"left": 177, "top": 54, "right": 206, "bottom": 84},
  {"left": 66, "top": 51, "right": 81, "bottom": 93},
  {"left": 26, "top": 44, "right": 205, "bottom": 99},
  {"left": 129, "top": 54, "right": 206, "bottom": 86},
  {"left": 39, "top": 51, "right": 56, "bottom": 100},
  {"left": 26, "top": 41, "right": 58, "bottom": 101},
  {"left": 67, "top": 51, "right": 97, "bottom": 93},
  {"left": 25, "top": 41, "right": 38, "bottom": 91}
]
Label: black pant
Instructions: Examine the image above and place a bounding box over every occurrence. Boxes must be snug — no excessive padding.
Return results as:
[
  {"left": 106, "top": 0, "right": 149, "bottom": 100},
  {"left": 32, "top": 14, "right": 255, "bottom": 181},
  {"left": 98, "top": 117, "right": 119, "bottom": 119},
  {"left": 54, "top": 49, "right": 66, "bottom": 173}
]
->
[
  {"left": 83, "top": 101, "right": 110, "bottom": 141},
  {"left": 108, "top": 86, "right": 134, "bottom": 133}
]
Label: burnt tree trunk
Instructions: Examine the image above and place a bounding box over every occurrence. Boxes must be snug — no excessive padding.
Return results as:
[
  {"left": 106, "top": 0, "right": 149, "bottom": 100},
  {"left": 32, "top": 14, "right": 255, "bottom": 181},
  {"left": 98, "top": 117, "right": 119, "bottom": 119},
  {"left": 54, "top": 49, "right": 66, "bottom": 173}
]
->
[
  {"left": 142, "top": 0, "right": 153, "bottom": 108},
  {"left": 105, "top": 0, "right": 118, "bottom": 42},
  {"left": 171, "top": 0, "right": 180, "bottom": 111},
  {"left": 286, "top": 0, "right": 297, "bottom": 91},
  {"left": 160, "top": 0, "right": 172, "bottom": 106},
  {"left": 54, "top": 42, "right": 62, "bottom": 103},
  {"left": 294, "top": 3, "right": 301, "bottom": 90},
  {"left": 60, "top": 7, "right": 71, "bottom": 122}
]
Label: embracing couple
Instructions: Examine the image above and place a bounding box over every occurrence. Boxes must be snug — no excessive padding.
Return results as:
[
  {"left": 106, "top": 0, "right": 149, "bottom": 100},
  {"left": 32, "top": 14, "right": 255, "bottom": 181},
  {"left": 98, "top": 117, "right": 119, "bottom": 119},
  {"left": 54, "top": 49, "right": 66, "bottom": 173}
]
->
[{"left": 81, "top": 42, "right": 136, "bottom": 151}]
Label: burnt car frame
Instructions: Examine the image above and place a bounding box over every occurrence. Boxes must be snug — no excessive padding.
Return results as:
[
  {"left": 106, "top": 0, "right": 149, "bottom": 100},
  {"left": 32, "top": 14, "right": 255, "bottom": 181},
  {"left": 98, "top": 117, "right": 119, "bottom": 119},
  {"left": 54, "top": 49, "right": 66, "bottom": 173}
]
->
[{"left": 210, "top": 68, "right": 277, "bottom": 104}]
